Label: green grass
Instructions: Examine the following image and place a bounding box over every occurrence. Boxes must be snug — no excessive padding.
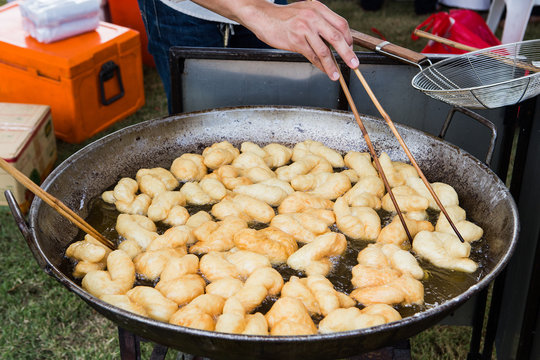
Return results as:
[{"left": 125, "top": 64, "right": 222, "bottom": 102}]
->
[
  {"left": 1, "top": 0, "right": 537, "bottom": 358},
  {"left": 0, "top": 67, "right": 168, "bottom": 360}
]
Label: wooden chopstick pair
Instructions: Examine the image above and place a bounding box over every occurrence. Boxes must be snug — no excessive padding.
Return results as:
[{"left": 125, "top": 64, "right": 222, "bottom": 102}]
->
[
  {"left": 328, "top": 50, "right": 465, "bottom": 244},
  {"left": 0, "top": 158, "right": 116, "bottom": 250}
]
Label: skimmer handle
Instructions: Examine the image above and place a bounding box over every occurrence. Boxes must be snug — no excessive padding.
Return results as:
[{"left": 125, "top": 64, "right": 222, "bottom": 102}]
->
[{"left": 351, "top": 30, "right": 428, "bottom": 68}]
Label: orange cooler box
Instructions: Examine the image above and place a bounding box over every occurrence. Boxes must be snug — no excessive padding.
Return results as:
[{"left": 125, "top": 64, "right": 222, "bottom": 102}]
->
[
  {"left": 108, "top": 0, "right": 155, "bottom": 67},
  {"left": 0, "top": 2, "right": 145, "bottom": 143}
]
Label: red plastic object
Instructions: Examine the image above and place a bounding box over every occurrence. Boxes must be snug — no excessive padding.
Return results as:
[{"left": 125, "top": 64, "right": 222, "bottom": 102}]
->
[
  {"left": 412, "top": 9, "right": 501, "bottom": 54},
  {"left": 108, "top": 0, "right": 155, "bottom": 67}
]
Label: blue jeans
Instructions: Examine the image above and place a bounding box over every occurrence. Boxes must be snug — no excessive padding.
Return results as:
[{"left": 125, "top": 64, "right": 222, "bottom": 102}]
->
[{"left": 137, "top": 0, "right": 287, "bottom": 113}]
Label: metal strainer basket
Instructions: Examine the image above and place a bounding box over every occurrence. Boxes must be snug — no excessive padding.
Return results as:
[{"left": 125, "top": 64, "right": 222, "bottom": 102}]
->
[
  {"left": 411, "top": 40, "right": 540, "bottom": 109},
  {"left": 352, "top": 31, "right": 540, "bottom": 110}
]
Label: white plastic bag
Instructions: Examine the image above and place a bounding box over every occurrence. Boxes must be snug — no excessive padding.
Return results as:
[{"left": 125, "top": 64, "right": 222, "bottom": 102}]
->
[{"left": 19, "top": 0, "right": 100, "bottom": 43}]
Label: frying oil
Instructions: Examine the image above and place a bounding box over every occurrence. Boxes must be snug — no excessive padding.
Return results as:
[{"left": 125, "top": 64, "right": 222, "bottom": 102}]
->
[{"left": 64, "top": 196, "right": 487, "bottom": 322}]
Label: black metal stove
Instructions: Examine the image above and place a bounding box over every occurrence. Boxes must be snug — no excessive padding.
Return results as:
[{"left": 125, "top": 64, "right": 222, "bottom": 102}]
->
[{"left": 117, "top": 327, "right": 413, "bottom": 360}]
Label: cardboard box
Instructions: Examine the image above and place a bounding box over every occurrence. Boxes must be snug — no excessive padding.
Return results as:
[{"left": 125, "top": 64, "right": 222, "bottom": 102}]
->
[
  {"left": 0, "top": 2, "right": 145, "bottom": 143},
  {"left": 0, "top": 102, "right": 57, "bottom": 212}
]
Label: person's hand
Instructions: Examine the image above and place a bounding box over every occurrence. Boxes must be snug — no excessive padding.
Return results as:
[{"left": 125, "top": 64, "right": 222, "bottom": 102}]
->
[
  {"left": 192, "top": 0, "right": 359, "bottom": 81},
  {"left": 239, "top": 0, "right": 359, "bottom": 81}
]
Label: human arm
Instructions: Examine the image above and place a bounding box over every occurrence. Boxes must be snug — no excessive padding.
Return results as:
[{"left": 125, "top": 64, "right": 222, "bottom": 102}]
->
[{"left": 189, "top": 0, "right": 359, "bottom": 81}]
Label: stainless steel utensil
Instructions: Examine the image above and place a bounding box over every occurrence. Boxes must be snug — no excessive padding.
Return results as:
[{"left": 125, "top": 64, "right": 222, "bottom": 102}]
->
[{"left": 352, "top": 31, "right": 540, "bottom": 109}]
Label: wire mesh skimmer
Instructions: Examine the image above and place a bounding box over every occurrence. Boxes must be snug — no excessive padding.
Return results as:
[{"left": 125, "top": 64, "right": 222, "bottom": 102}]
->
[{"left": 352, "top": 32, "right": 540, "bottom": 109}]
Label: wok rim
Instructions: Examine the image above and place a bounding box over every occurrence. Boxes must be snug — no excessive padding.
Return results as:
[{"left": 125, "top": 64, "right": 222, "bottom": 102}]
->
[{"left": 27, "top": 105, "right": 520, "bottom": 348}]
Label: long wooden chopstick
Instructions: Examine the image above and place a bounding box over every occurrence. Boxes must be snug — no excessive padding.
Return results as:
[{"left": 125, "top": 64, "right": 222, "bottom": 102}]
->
[
  {"left": 0, "top": 157, "right": 116, "bottom": 250},
  {"left": 328, "top": 54, "right": 414, "bottom": 243},
  {"left": 414, "top": 29, "right": 479, "bottom": 52},
  {"left": 351, "top": 67, "right": 466, "bottom": 243}
]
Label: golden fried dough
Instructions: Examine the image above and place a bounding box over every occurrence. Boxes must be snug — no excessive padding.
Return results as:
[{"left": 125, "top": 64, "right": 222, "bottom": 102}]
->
[
  {"left": 116, "top": 214, "right": 158, "bottom": 251},
  {"left": 212, "top": 194, "right": 275, "bottom": 224},
  {"left": 112, "top": 177, "right": 138, "bottom": 203},
  {"left": 102, "top": 178, "right": 153, "bottom": 215},
  {"left": 344, "top": 151, "right": 378, "bottom": 178},
  {"left": 350, "top": 274, "right": 424, "bottom": 306},
  {"left": 206, "top": 277, "right": 244, "bottom": 299},
  {"left": 292, "top": 140, "right": 344, "bottom": 168},
  {"left": 351, "top": 243, "right": 424, "bottom": 306},
  {"left": 133, "top": 248, "right": 186, "bottom": 281},
  {"left": 262, "top": 143, "right": 293, "bottom": 168},
  {"left": 155, "top": 274, "right": 206, "bottom": 306},
  {"left": 356, "top": 243, "right": 424, "bottom": 281},
  {"left": 340, "top": 169, "right": 359, "bottom": 184},
  {"left": 406, "top": 177, "right": 459, "bottom": 211},
  {"left": 147, "top": 191, "right": 186, "bottom": 222},
  {"left": 202, "top": 141, "right": 240, "bottom": 169},
  {"left": 377, "top": 215, "right": 434, "bottom": 247},
  {"left": 287, "top": 232, "right": 347, "bottom": 276},
  {"left": 82, "top": 250, "right": 135, "bottom": 298},
  {"left": 199, "top": 251, "right": 241, "bottom": 282},
  {"left": 160, "top": 254, "right": 199, "bottom": 281},
  {"left": 224, "top": 250, "right": 272, "bottom": 278},
  {"left": 66, "top": 234, "right": 112, "bottom": 278},
  {"left": 162, "top": 205, "right": 190, "bottom": 227},
  {"left": 185, "top": 211, "right": 213, "bottom": 229},
  {"left": 233, "top": 227, "right": 298, "bottom": 264},
  {"left": 233, "top": 267, "right": 284, "bottom": 312},
  {"left": 412, "top": 230, "right": 478, "bottom": 273},
  {"left": 169, "top": 294, "right": 225, "bottom": 330},
  {"left": 334, "top": 197, "right": 381, "bottom": 241},
  {"left": 233, "top": 179, "right": 293, "bottom": 206},
  {"left": 133, "top": 226, "right": 193, "bottom": 280},
  {"left": 342, "top": 175, "right": 385, "bottom": 209},
  {"left": 275, "top": 154, "right": 333, "bottom": 182},
  {"left": 147, "top": 226, "right": 193, "bottom": 252},
  {"left": 232, "top": 151, "right": 271, "bottom": 172},
  {"left": 240, "top": 141, "right": 267, "bottom": 158},
  {"left": 101, "top": 190, "right": 116, "bottom": 204},
  {"left": 291, "top": 172, "right": 351, "bottom": 200},
  {"left": 102, "top": 178, "right": 152, "bottom": 215},
  {"left": 136, "top": 168, "right": 179, "bottom": 198},
  {"left": 435, "top": 205, "right": 483, "bottom": 242},
  {"left": 100, "top": 294, "right": 148, "bottom": 317},
  {"left": 381, "top": 185, "right": 429, "bottom": 213},
  {"left": 170, "top": 153, "right": 207, "bottom": 182},
  {"left": 281, "top": 275, "right": 355, "bottom": 316},
  {"left": 116, "top": 194, "right": 152, "bottom": 215},
  {"left": 180, "top": 180, "right": 226, "bottom": 206},
  {"left": 207, "top": 165, "right": 252, "bottom": 190},
  {"left": 265, "top": 297, "right": 317, "bottom": 336},
  {"left": 241, "top": 166, "right": 276, "bottom": 183},
  {"left": 81, "top": 139, "right": 488, "bottom": 336},
  {"left": 190, "top": 216, "right": 248, "bottom": 254},
  {"left": 318, "top": 304, "right": 401, "bottom": 333},
  {"left": 278, "top": 191, "right": 334, "bottom": 214},
  {"left": 118, "top": 239, "right": 142, "bottom": 259},
  {"left": 216, "top": 297, "right": 269, "bottom": 335},
  {"left": 127, "top": 286, "right": 178, "bottom": 322},
  {"left": 240, "top": 141, "right": 293, "bottom": 169},
  {"left": 270, "top": 213, "right": 330, "bottom": 244},
  {"left": 378, "top": 153, "right": 413, "bottom": 188}
]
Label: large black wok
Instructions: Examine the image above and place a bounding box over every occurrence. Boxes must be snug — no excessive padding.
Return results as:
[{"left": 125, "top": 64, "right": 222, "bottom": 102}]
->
[{"left": 9, "top": 106, "right": 518, "bottom": 359}]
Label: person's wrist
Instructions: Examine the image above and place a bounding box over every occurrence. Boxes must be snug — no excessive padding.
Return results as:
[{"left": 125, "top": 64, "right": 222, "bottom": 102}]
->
[{"left": 234, "top": 0, "right": 276, "bottom": 31}]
